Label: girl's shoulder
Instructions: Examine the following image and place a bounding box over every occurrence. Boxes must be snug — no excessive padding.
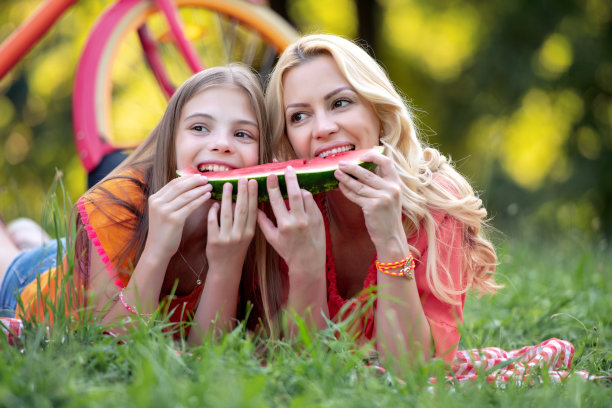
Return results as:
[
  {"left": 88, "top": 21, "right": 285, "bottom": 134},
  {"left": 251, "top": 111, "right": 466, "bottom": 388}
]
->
[{"left": 82, "top": 169, "right": 147, "bottom": 207}]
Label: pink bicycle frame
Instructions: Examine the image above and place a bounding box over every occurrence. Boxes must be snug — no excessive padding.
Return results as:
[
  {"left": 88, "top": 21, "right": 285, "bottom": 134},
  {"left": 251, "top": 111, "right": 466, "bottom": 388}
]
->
[
  {"left": 0, "top": 0, "right": 79, "bottom": 79},
  {"left": 73, "top": 0, "right": 205, "bottom": 172}
]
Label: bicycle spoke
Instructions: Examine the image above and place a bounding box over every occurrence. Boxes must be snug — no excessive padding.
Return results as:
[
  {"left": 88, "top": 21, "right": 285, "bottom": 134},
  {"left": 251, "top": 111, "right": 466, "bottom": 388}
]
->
[
  {"left": 241, "top": 31, "right": 259, "bottom": 67},
  {"left": 258, "top": 44, "right": 278, "bottom": 78}
]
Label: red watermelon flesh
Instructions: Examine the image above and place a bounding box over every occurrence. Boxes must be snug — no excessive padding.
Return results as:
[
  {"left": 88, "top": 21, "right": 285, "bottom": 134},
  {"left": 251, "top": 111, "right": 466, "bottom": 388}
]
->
[{"left": 177, "top": 146, "right": 383, "bottom": 201}]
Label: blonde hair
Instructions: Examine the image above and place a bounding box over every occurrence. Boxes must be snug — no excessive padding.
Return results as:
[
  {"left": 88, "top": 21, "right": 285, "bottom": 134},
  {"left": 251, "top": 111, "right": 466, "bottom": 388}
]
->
[
  {"left": 76, "top": 64, "right": 277, "bottom": 330},
  {"left": 265, "top": 34, "right": 500, "bottom": 305}
]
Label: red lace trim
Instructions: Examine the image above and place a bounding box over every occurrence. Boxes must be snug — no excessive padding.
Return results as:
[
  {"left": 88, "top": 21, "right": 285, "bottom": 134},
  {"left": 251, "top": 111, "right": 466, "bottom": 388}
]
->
[{"left": 315, "top": 194, "right": 378, "bottom": 322}]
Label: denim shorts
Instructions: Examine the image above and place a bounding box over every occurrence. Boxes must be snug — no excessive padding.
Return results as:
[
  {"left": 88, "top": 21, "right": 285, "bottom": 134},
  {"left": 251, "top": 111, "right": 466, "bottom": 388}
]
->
[{"left": 0, "top": 238, "right": 65, "bottom": 317}]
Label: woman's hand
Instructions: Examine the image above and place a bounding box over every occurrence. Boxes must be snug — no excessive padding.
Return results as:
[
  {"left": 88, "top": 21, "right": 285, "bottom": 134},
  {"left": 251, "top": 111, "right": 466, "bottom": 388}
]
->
[
  {"left": 257, "top": 166, "right": 325, "bottom": 273},
  {"left": 335, "top": 151, "right": 408, "bottom": 259},
  {"left": 257, "top": 166, "right": 328, "bottom": 329},
  {"left": 205, "top": 178, "right": 258, "bottom": 269},
  {"left": 147, "top": 174, "right": 212, "bottom": 257}
]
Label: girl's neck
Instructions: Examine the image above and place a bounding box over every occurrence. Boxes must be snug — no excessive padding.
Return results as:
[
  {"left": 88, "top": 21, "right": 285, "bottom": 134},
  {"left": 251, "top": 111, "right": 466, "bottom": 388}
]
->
[{"left": 179, "top": 202, "right": 211, "bottom": 250}]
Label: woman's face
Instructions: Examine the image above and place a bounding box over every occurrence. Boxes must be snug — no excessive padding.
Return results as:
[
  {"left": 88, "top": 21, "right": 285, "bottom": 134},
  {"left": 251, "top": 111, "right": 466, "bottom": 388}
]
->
[
  {"left": 282, "top": 55, "right": 380, "bottom": 160},
  {"left": 175, "top": 86, "right": 260, "bottom": 172}
]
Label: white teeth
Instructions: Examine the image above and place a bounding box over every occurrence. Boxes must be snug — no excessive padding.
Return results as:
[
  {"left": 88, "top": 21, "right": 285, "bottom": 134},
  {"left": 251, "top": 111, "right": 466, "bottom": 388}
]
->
[
  {"left": 318, "top": 145, "right": 354, "bottom": 158},
  {"left": 197, "top": 164, "right": 230, "bottom": 172}
]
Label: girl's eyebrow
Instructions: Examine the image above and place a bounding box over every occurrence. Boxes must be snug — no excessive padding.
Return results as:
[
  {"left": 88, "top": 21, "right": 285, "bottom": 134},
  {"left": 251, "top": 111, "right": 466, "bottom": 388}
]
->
[
  {"left": 285, "top": 86, "right": 354, "bottom": 110},
  {"left": 183, "top": 113, "right": 257, "bottom": 128}
]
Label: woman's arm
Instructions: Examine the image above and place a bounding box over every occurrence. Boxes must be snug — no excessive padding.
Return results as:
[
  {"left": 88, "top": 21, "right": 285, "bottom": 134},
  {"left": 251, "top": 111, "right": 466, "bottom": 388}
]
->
[
  {"left": 334, "top": 151, "right": 432, "bottom": 364},
  {"left": 257, "top": 167, "right": 328, "bottom": 332},
  {"left": 187, "top": 178, "right": 258, "bottom": 344}
]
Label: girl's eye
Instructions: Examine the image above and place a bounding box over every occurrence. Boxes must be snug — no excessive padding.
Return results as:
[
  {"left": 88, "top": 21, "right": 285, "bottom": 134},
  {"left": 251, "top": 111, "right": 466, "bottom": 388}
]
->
[
  {"left": 333, "top": 99, "right": 351, "bottom": 109},
  {"left": 235, "top": 131, "right": 254, "bottom": 140},
  {"left": 290, "top": 112, "right": 306, "bottom": 123}
]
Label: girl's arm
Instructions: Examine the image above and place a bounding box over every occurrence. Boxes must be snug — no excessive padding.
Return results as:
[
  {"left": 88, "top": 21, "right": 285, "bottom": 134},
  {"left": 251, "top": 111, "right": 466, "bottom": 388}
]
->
[
  {"left": 334, "top": 152, "right": 432, "bottom": 364},
  {"left": 89, "top": 174, "right": 212, "bottom": 327},
  {"left": 257, "top": 167, "right": 328, "bottom": 332},
  {"left": 187, "top": 178, "right": 258, "bottom": 344}
]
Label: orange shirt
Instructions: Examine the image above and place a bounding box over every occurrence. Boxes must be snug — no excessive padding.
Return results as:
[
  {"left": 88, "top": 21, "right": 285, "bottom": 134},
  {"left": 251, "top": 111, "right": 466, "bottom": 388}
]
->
[{"left": 18, "top": 171, "right": 203, "bottom": 327}]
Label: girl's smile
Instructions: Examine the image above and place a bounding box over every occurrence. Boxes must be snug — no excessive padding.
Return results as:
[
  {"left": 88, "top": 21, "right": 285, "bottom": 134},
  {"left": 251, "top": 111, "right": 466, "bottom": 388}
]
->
[{"left": 175, "top": 85, "right": 260, "bottom": 172}]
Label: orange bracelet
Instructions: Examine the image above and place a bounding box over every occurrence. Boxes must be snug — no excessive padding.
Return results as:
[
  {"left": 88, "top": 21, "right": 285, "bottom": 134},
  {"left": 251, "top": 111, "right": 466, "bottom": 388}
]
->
[{"left": 375, "top": 254, "right": 415, "bottom": 280}]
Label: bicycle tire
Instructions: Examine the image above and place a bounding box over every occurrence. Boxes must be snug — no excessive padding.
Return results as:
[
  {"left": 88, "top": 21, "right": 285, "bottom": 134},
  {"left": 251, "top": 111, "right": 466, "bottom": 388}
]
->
[{"left": 73, "top": 0, "right": 298, "bottom": 172}]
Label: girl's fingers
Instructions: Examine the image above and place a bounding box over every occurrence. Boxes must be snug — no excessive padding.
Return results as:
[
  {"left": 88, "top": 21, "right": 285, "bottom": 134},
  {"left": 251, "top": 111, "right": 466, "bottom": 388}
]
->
[
  {"left": 232, "top": 178, "right": 249, "bottom": 232},
  {"left": 207, "top": 202, "right": 221, "bottom": 238},
  {"left": 152, "top": 182, "right": 213, "bottom": 213},
  {"left": 284, "top": 166, "right": 305, "bottom": 214},
  {"left": 244, "top": 179, "right": 259, "bottom": 234},
  {"left": 219, "top": 182, "right": 234, "bottom": 233},
  {"left": 157, "top": 174, "right": 209, "bottom": 201}
]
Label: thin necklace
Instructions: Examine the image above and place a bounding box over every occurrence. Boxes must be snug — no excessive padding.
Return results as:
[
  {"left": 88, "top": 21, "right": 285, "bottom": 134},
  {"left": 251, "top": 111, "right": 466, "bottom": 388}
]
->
[{"left": 178, "top": 250, "right": 206, "bottom": 286}]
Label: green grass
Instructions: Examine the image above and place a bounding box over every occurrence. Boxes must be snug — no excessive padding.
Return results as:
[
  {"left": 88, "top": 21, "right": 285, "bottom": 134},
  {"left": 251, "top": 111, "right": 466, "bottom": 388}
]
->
[{"left": 1, "top": 179, "right": 611, "bottom": 407}]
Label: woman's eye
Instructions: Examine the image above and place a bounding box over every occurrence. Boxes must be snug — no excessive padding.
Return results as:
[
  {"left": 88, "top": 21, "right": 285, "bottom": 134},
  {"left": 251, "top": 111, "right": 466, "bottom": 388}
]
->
[
  {"left": 333, "top": 99, "right": 350, "bottom": 109},
  {"left": 192, "top": 125, "right": 208, "bottom": 132},
  {"left": 290, "top": 112, "right": 306, "bottom": 123}
]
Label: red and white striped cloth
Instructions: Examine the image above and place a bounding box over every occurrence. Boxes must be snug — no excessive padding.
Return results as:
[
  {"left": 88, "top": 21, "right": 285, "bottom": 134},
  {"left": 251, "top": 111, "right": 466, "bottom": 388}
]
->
[
  {"left": 431, "top": 338, "right": 601, "bottom": 385},
  {"left": 0, "top": 317, "right": 23, "bottom": 346}
]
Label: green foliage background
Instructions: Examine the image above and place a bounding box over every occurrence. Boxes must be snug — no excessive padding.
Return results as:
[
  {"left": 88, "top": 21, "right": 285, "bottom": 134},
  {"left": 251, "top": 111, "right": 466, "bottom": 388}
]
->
[{"left": 1, "top": 0, "right": 611, "bottom": 240}]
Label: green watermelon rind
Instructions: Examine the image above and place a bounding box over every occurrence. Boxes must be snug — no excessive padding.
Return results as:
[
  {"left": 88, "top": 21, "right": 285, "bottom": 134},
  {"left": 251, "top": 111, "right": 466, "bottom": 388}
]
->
[{"left": 178, "top": 146, "right": 384, "bottom": 202}]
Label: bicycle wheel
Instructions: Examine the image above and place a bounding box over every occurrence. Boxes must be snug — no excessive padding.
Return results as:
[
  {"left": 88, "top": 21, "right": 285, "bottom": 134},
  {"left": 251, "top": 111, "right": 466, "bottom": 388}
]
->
[{"left": 73, "top": 0, "right": 298, "bottom": 173}]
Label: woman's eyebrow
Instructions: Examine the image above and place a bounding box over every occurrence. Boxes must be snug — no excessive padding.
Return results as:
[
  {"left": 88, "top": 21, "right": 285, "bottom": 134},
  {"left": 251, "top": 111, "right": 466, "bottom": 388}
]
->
[
  {"left": 324, "top": 86, "right": 353, "bottom": 100},
  {"left": 285, "top": 86, "right": 354, "bottom": 111}
]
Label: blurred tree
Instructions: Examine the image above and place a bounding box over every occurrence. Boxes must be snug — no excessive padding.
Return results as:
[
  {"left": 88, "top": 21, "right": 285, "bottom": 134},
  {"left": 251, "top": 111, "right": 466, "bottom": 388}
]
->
[
  {"left": 274, "top": 0, "right": 611, "bottom": 238},
  {"left": 1, "top": 0, "right": 610, "bottom": 239}
]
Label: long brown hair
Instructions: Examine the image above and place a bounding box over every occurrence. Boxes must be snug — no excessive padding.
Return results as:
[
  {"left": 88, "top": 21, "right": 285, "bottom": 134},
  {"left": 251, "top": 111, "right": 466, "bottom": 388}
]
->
[{"left": 75, "top": 64, "right": 276, "bottom": 329}]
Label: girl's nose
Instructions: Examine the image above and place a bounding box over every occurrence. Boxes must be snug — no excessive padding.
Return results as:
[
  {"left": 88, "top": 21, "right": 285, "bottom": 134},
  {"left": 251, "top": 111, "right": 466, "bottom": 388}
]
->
[{"left": 208, "top": 131, "right": 234, "bottom": 153}]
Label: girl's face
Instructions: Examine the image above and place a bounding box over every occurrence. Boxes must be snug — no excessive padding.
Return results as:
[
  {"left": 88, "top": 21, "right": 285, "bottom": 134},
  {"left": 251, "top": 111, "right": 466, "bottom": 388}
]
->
[
  {"left": 175, "top": 86, "right": 259, "bottom": 172},
  {"left": 282, "top": 55, "right": 380, "bottom": 160}
]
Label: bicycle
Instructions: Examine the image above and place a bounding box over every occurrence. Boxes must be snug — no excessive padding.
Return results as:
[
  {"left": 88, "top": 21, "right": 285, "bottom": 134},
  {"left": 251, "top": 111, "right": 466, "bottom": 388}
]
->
[{"left": 0, "top": 0, "right": 298, "bottom": 185}]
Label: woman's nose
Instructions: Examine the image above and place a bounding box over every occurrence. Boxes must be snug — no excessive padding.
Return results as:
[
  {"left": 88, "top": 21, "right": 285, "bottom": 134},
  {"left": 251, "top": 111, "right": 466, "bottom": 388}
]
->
[{"left": 312, "top": 111, "right": 339, "bottom": 139}]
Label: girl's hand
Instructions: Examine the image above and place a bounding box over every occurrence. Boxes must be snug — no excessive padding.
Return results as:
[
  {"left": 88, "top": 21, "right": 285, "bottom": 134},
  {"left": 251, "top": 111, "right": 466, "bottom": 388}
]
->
[
  {"left": 257, "top": 166, "right": 325, "bottom": 273},
  {"left": 147, "top": 174, "right": 212, "bottom": 256},
  {"left": 206, "top": 178, "right": 258, "bottom": 268},
  {"left": 335, "top": 151, "right": 407, "bottom": 256}
]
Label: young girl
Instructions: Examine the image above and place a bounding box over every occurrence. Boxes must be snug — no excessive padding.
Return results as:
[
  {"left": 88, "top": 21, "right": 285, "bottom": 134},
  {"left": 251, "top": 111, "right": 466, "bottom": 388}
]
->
[
  {"left": 258, "top": 34, "right": 500, "bottom": 364},
  {"left": 0, "top": 64, "right": 274, "bottom": 343}
]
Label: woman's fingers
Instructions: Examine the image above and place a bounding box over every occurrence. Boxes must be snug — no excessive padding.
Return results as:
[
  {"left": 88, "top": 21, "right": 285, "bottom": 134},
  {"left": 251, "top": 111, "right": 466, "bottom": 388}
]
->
[
  {"left": 284, "top": 166, "right": 305, "bottom": 214},
  {"left": 256, "top": 209, "right": 278, "bottom": 246},
  {"left": 266, "top": 173, "right": 289, "bottom": 221}
]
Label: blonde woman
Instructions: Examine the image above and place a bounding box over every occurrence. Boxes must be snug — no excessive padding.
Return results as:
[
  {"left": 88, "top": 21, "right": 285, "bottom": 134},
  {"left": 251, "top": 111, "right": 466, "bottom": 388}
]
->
[{"left": 259, "top": 34, "right": 499, "bottom": 364}]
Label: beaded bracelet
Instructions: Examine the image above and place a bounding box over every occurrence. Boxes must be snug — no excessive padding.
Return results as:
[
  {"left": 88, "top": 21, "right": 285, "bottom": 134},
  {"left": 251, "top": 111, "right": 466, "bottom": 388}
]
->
[
  {"left": 118, "top": 288, "right": 151, "bottom": 319},
  {"left": 375, "top": 254, "right": 415, "bottom": 280}
]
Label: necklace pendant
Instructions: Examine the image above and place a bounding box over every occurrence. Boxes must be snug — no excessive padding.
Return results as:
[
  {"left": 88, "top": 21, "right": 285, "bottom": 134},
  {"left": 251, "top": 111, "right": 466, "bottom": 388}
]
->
[{"left": 196, "top": 279, "right": 202, "bottom": 286}]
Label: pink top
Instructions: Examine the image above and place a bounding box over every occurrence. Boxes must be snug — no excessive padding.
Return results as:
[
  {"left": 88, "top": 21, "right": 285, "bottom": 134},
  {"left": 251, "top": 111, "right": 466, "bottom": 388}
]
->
[{"left": 316, "top": 194, "right": 465, "bottom": 361}]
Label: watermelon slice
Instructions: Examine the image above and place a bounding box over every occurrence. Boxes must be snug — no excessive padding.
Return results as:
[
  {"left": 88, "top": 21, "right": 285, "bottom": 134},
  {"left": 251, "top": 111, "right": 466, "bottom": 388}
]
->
[{"left": 177, "top": 145, "right": 384, "bottom": 201}]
